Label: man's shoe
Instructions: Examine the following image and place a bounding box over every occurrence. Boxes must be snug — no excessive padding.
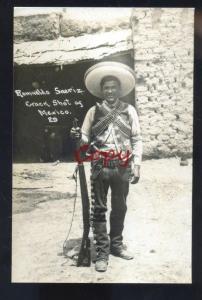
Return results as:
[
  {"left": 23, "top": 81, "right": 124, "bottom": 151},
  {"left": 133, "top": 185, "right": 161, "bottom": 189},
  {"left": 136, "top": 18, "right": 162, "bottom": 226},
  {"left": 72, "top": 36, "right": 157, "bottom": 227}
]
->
[
  {"left": 110, "top": 248, "right": 134, "bottom": 260},
  {"left": 95, "top": 258, "right": 108, "bottom": 272}
]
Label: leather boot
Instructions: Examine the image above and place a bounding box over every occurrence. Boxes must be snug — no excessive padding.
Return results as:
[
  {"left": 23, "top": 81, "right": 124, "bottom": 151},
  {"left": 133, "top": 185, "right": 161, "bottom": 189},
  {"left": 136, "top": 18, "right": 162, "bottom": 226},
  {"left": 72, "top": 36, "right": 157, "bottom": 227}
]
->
[
  {"left": 92, "top": 221, "right": 109, "bottom": 271},
  {"left": 110, "top": 245, "right": 134, "bottom": 260},
  {"left": 95, "top": 258, "right": 108, "bottom": 272}
]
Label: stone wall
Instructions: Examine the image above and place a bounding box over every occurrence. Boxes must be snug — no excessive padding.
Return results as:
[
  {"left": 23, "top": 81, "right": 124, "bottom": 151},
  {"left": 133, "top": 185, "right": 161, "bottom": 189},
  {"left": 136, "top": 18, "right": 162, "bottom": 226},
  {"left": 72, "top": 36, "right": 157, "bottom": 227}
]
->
[
  {"left": 131, "top": 8, "right": 194, "bottom": 158},
  {"left": 14, "top": 8, "right": 132, "bottom": 42},
  {"left": 13, "top": 7, "right": 194, "bottom": 159},
  {"left": 14, "top": 8, "right": 133, "bottom": 65}
]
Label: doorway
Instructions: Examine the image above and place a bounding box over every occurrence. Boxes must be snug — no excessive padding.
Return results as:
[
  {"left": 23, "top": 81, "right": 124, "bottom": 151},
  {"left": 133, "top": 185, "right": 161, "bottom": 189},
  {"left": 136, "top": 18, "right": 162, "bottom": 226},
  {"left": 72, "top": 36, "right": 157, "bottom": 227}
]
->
[{"left": 13, "top": 51, "right": 135, "bottom": 162}]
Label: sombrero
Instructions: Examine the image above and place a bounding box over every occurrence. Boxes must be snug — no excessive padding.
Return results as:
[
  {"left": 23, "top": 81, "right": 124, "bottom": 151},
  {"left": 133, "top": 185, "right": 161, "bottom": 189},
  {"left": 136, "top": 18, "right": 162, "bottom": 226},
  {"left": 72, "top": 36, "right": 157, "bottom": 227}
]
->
[{"left": 84, "top": 61, "right": 135, "bottom": 98}]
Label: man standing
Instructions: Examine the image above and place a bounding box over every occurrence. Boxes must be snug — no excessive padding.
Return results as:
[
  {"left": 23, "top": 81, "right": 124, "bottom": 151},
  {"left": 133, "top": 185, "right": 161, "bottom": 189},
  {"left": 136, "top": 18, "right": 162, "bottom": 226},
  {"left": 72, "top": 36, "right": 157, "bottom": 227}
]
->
[{"left": 71, "top": 62, "right": 142, "bottom": 272}]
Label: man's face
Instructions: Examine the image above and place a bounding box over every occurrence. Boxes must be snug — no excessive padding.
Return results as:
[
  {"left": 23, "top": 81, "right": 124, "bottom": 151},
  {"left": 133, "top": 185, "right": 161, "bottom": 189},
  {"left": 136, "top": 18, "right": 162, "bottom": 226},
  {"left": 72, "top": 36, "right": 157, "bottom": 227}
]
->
[{"left": 101, "top": 79, "right": 121, "bottom": 104}]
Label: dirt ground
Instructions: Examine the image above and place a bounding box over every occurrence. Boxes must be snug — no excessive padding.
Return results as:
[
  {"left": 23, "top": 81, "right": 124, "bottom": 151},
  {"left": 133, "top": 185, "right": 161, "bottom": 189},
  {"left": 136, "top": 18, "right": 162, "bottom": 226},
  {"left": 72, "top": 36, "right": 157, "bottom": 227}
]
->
[{"left": 12, "top": 158, "right": 192, "bottom": 283}]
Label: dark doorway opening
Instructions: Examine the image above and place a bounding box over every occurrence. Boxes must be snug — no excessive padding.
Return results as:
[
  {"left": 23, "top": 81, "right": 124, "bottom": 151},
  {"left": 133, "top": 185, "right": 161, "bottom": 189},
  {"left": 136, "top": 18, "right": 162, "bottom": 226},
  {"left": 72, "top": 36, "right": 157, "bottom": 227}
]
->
[{"left": 13, "top": 51, "right": 135, "bottom": 163}]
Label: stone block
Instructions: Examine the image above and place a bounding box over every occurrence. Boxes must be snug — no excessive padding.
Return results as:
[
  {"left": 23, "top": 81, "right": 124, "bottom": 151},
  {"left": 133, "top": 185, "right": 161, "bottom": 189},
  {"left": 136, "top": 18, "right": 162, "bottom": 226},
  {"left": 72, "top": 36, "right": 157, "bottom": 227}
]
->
[
  {"left": 182, "top": 78, "right": 193, "bottom": 89},
  {"left": 162, "top": 112, "right": 176, "bottom": 120},
  {"left": 173, "top": 122, "right": 191, "bottom": 133},
  {"left": 156, "top": 144, "right": 170, "bottom": 154},
  {"left": 135, "top": 53, "right": 158, "bottom": 60},
  {"left": 139, "top": 115, "right": 150, "bottom": 123},
  {"left": 140, "top": 40, "right": 160, "bottom": 49},
  {"left": 179, "top": 113, "right": 192, "bottom": 122},
  {"left": 173, "top": 106, "right": 187, "bottom": 114},
  {"left": 60, "top": 13, "right": 130, "bottom": 37},
  {"left": 136, "top": 90, "right": 151, "bottom": 98},
  {"left": 143, "top": 141, "right": 159, "bottom": 157},
  {"left": 164, "top": 50, "right": 175, "bottom": 58},
  {"left": 162, "top": 67, "right": 175, "bottom": 76},
  {"left": 136, "top": 85, "right": 148, "bottom": 92},
  {"left": 149, "top": 127, "right": 161, "bottom": 135},
  {"left": 158, "top": 95, "right": 170, "bottom": 102},
  {"left": 138, "top": 96, "right": 148, "bottom": 103},
  {"left": 166, "top": 127, "right": 176, "bottom": 135},
  {"left": 14, "top": 13, "right": 60, "bottom": 42},
  {"left": 157, "top": 134, "right": 169, "bottom": 141},
  {"left": 60, "top": 16, "right": 102, "bottom": 37},
  {"left": 157, "top": 84, "right": 168, "bottom": 92}
]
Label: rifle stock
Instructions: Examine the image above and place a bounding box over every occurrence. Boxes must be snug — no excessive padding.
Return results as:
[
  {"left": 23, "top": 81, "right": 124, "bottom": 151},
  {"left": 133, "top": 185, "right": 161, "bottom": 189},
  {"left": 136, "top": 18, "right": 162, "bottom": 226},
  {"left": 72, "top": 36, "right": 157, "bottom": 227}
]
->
[
  {"left": 77, "top": 162, "right": 91, "bottom": 267},
  {"left": 73, "top": 118, "right": 91, "bottom": 267}
]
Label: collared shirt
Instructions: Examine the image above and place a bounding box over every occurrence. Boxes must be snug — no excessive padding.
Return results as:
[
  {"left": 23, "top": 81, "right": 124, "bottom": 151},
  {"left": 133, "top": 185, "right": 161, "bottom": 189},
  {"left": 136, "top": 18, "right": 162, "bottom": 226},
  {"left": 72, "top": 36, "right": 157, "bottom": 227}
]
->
[{"left": 81, "top": 100, "right": 143, "bottom": 165}]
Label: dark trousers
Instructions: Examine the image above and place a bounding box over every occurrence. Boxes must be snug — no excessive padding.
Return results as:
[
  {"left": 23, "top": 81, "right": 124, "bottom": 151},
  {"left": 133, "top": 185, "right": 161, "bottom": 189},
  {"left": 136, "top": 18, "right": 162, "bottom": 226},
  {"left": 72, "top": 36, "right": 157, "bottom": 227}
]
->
[{"left": 91, "top": 165, "right": 130, "bottom": 260}]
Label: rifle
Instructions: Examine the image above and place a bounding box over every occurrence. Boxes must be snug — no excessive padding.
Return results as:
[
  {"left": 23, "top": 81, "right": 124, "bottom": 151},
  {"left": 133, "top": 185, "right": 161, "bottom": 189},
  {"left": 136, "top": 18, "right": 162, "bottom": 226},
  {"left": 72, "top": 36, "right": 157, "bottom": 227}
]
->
[{"left": 73, "top": 118, "right": 91, "bottom": 267}]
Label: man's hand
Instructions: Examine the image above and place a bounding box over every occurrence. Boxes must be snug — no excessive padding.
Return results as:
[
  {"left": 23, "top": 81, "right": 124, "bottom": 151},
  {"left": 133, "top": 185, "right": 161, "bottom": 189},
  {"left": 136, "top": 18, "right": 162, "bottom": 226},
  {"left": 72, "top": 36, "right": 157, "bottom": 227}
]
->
[
  {"left": 70, "top": 127, "right": 81, "bottom": 140},
  {"left": 130, "top": 165, "right": 140, "bottom": 184}
]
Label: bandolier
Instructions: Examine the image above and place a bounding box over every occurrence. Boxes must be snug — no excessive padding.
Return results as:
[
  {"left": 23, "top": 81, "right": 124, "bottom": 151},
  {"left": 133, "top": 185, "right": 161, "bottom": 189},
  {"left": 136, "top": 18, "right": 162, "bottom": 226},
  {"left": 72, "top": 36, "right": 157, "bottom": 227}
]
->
[{"left": 91, "top": 100, "right": 133, "bottom": 155}]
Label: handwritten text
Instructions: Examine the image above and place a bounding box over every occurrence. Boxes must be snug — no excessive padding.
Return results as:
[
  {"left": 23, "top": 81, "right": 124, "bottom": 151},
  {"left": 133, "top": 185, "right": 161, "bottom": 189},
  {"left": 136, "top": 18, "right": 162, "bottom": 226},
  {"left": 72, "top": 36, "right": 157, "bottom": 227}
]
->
[{"left": 74, "top": 144, "right": 131, "bottom": 168}]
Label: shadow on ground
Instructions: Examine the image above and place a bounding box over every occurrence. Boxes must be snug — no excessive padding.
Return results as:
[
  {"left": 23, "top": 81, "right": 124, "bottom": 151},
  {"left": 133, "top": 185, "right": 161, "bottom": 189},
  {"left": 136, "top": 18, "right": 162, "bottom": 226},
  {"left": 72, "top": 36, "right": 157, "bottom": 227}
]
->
[
  {"left": 59, "top": 237, "right": 97, "bottom": 266},
  {"left": 13, "top": 190, "right": 75, "bottom": 214}
]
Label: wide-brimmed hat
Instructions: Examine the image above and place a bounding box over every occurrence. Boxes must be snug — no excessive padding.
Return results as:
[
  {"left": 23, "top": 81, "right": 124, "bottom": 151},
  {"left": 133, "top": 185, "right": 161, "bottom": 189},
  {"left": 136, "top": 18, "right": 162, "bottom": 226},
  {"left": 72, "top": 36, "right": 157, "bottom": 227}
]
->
[{"left": 84, "top": 61, "right": 135, "bottom": 98}]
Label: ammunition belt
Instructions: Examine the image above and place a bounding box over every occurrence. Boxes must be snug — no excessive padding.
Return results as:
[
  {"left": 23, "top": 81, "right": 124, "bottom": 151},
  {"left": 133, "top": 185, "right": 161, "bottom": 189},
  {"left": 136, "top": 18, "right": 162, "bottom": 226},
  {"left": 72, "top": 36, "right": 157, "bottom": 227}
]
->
[{"left": 92, "top": 158, "right": 131, "bottom": 169}]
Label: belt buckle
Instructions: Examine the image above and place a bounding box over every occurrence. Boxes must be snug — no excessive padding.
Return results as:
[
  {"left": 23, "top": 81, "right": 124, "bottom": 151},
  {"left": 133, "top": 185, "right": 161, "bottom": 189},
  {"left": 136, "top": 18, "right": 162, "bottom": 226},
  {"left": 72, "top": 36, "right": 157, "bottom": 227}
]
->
[
  {"left": 108, "top": 160, "right": 113, "bottom": 168},
  {"left": 108, "top": 159, "right": 118, "bottom": 168}
]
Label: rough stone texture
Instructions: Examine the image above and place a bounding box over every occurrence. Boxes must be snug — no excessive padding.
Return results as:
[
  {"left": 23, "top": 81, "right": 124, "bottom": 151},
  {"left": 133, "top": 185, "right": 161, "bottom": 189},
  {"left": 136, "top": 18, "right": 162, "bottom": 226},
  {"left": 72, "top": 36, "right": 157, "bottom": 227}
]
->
[
  {"left": 14, "top": 13, "right": 60, "bottom": 42},
  {"left": 131, "top": 8, "right": 194, "bottom": 158},
  {"left": 60, "top": 12, "right": 131, "bottom": 37},
  {"left": 13, "top": 8, "right": 132, "bottom": 41},
  {"left": 60, "top": 16, "right": 102, "bottom": 37},
  {"left": 14, "top": 7, "right": 64, "bottom": 17},
  {"left": 14, "top": 30, "right": 133, "bottom": 65}
]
